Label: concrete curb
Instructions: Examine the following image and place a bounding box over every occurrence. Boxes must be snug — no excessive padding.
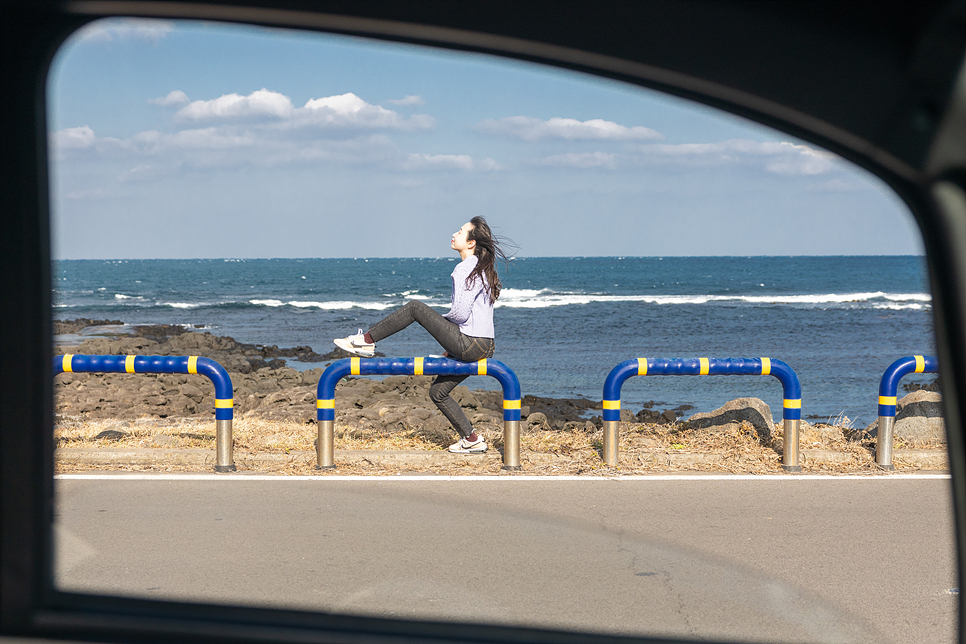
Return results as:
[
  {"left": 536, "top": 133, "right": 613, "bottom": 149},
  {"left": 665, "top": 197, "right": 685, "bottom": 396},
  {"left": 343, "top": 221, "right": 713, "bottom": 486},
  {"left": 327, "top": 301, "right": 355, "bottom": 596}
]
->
[{"left": 54, "top": 447, "right": 949, "bottom": 472}]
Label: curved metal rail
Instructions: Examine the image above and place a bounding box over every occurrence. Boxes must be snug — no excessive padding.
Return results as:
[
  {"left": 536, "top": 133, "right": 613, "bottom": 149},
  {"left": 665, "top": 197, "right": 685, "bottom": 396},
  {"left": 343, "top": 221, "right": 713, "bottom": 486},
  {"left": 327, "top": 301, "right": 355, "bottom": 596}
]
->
[
  {"left": 317, "top": 357, "right": 522, "bottom": 470},
  {"left": 602, "top": 357, "right": 802, "bottom": 471},
  {"left": 876, "top": 355, "right": 939, "bottom": 470},
  {"left": 53, "top": 354, "right": 235, "bottom": 471}
]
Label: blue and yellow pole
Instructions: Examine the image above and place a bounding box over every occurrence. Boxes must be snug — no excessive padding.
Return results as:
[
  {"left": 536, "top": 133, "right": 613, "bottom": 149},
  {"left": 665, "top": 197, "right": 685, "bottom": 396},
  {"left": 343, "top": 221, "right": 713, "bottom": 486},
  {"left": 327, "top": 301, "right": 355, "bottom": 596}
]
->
[
  {"left": 54, "top": 354, "right": 236, "bottom": 471},
  {"left": 876, "top": 355, "right": 939, "bottom": 470},
  {"left": 316, "top": 357, "right": 522, "bottom": 470},
  {"left": 601, "top": 357, "right": 802, "bottom": 471}
]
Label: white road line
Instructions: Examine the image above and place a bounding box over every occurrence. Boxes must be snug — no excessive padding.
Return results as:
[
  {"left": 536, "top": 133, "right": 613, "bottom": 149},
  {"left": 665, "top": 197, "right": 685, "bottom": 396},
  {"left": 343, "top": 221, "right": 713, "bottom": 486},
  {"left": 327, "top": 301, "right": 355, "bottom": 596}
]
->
[{"left": 55, "top": 473, "right": 951, "bottom": 481}]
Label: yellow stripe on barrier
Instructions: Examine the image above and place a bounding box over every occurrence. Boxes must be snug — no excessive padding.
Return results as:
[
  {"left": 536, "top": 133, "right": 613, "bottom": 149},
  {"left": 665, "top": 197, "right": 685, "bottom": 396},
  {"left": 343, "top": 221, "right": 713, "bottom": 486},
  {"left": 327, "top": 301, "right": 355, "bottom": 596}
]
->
[
  {"left": 503, "top": 400, "right": 521, "bottom": 409},
  {"left": 761, "top": 357, "right": 771, "bottom": 375},
  {"left": 317, "top": 399, "right": 334, "bottom": 409},
  {"left": 414, "top": 357, "right": 424, "bottom": 375},
  {"left": 603, "top": 400, "right": 620, "bottom": 410},
  {"left": 215, "top": 398, "right": 233, "bottom": 408},
  {"left": 351, "top": 357, "right": 360, "bottom": 375},
  {"left": 699, "top": 358, "right": 710, "bottom": 375},
  {"left": 62, "top": 354, "right": 73, "bottom": 373},
  {"left": 125, "top": 355, "right": 136, "bottom": 373},
  {"left": 187, "top": 356, "right": 198, "bottom": 374},
  {"left": 915, "top": 355, "right": 925, "bottom": 373},
  {"left": 783, "top": 399, "right": 802, "bottom": 409},
  {"left": 879, "top": 396, "right": 897, "bottom": 406},
  {"left": 478, "top": 359, "right": 487, "bottom": 375},
  {"left": 637, "top": 358, "right": 647, "bottom": 376}
]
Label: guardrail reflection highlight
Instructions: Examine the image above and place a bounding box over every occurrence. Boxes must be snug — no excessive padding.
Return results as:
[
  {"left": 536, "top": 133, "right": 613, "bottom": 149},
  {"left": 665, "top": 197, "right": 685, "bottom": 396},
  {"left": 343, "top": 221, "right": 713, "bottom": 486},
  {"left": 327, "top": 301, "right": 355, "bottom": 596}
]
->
[
  {"left": 602, "top": 357, "right": 802, "bottom": 471},
  {"left": 317, "top": 357, "right": 522, "bottom": 470}
]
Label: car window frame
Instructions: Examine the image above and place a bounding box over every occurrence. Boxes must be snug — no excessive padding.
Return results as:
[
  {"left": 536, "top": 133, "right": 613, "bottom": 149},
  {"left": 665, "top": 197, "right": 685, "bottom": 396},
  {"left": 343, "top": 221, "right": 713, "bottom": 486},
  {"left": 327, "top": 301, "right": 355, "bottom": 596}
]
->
[{"left": 3, "top": 3, "right": 966, "bottom": 644}]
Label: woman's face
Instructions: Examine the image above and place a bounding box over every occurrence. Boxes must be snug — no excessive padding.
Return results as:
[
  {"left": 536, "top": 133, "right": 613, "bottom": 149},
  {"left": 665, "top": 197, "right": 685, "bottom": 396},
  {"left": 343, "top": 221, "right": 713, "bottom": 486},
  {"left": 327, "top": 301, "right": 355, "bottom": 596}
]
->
[{"left": 451, "top": 222, "right": 476, "bottom": 253}]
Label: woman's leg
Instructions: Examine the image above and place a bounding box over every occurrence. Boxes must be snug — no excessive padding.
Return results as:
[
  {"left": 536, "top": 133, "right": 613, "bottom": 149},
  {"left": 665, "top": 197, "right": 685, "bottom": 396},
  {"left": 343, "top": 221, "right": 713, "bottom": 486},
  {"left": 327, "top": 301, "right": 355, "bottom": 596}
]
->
[
  {"left": 431, "top": 336, "right": 496, "bottom": 440},
  {"left": 369, "top": 301, "right": 497, "bottom": 441},
  {"left": 368, "top": 301, "right": 464, "bottom": 355},
  {"left": 429, "top": 375, "right": 473, "bottom": 438}
]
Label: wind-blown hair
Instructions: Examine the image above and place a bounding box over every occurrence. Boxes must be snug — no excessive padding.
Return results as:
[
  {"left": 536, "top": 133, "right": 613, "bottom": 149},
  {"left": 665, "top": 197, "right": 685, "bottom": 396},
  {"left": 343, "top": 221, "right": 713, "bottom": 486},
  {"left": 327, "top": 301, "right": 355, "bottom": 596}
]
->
[{"left": 465, "top": 216, "right": 512, "bottom": 302}]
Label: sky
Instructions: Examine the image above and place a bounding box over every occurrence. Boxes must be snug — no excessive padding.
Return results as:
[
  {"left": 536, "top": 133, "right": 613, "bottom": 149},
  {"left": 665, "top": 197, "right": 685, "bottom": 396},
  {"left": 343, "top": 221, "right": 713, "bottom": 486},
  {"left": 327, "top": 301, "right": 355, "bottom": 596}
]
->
[{"left": 48, "top": 18, "right": 924, "bottom": 259}]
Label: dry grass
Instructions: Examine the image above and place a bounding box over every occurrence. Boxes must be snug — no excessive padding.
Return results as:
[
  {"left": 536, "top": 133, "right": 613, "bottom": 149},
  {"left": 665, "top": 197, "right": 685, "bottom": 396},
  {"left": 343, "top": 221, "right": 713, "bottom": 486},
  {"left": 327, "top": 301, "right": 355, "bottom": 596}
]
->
[{"left": 51, "top": 413, "right": 934, "bottom": 475}]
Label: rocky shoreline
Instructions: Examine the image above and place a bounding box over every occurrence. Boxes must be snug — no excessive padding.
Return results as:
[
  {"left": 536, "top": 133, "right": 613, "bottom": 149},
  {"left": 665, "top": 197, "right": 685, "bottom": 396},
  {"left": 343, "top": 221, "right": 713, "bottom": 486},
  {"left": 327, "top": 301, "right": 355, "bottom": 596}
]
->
[
  {"left": 53, "top": 319, "right": 626, "bottom": 432},
  {"left": 53, "top": 319, "right": 947, "bottom": 465}
]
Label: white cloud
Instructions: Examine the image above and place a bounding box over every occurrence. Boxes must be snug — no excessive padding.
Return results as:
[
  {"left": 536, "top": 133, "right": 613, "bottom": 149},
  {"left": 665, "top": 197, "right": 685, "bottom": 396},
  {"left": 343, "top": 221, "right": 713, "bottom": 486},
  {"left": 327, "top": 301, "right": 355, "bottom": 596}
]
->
[
  {"left": 149, "top": 90, "right": 189, "bottom": 106},
  {"left": 53, "top": 120, "right": 455, "bottom": 178},
  {"left": 299, "top": 93, "right": 427, "bottom": 129},
  {"left": 388, "top": 95, "right": 425, "bottom": 106},
  {"left": 72, "top": 18, "right": 174, "bottom": 45},
  {"left": 173, "top": 89, "right": 434, "bottom": 133},
  {"left": 635, "top": 139, "right": 837, "bottom": 175},
  {"left": 478, "top": 158, "right": 505, "bottom": 171},
  {"left": 52, "top": 126, "right": 96, "bottom": 150},
  {"left": 167, "top": 128, "right": 257, "bottom": 150},
  {"left": 763, "top": 145, "right": 836, "bottom": 175},
  {"left": 177, "top": 89, "right": 294, "bottom": 121},
  {"left": 475, "top": 116, "right": 663, "bottom": 141},
  {"left": 523, "top": 138, "right": 839, "bottom": 175},
  {"left": 404, "top": 154, "right": 474, "bottom": 170},
  {"left": 533, "top": 152, "right": 616, "bottom": 168},
  {"left": 53, "top": 89, "right": 441, "bottom": 175}
]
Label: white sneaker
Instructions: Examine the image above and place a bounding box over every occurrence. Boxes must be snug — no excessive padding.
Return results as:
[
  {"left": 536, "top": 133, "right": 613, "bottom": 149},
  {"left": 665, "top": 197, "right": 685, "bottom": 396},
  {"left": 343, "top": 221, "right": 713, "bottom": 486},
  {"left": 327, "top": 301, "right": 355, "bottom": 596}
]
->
[
  {"left": 448, "top": 436, "right": 487, "bottom": 453},
  {"left": 333, "top": 329, "right": 376, "bottom": 357}
]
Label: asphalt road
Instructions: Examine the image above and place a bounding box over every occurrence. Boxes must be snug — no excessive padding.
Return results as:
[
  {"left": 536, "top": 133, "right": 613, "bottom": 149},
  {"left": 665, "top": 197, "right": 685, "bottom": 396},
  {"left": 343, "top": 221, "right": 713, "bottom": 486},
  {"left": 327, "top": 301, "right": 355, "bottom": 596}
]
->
[{"left": 54, "top": 474, "right": 957, "bottom": 643}]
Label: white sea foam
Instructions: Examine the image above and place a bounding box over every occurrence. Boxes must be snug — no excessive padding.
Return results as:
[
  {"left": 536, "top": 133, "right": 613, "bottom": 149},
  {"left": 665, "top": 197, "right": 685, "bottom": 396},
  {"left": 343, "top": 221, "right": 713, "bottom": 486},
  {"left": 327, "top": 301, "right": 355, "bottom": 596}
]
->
[
  {"left": 250, "top": 299, "right": 395, "bottom": 311},
  {"left": 872, "top": 302, "right": 928, "bottom": 311},
  {"left": 381, "top": 290, "right": 435, "bottom": 301},
  {"left": 495, "top": 289, "right": 933, "bottom": 309},
  {"left": 735, "top": 291, "right": 930, "bottom": 305}
]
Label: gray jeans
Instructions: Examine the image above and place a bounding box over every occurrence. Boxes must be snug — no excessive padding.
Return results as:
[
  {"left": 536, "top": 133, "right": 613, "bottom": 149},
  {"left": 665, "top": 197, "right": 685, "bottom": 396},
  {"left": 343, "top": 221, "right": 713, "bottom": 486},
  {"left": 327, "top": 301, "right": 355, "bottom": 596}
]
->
[{"left": 369, "top": 300, "right": 496, "bottom": 438}]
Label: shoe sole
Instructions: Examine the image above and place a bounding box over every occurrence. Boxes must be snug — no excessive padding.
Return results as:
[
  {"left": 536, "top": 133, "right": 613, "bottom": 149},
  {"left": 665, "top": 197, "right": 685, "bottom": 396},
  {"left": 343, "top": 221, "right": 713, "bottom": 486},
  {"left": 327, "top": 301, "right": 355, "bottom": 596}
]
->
[
  {"left": 448, "top": 445, "right": 488, "bottom": 454},
  {"left": 333, "top": 338, "right": 375, "bottom": 358}
]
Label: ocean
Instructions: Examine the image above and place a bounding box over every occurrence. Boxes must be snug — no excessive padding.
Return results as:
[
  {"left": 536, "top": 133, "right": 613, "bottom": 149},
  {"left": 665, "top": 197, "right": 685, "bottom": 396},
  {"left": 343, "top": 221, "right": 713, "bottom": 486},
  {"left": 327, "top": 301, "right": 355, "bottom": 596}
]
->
[{"left": 52, "top": 256, "right": 935, "bottom": 426}]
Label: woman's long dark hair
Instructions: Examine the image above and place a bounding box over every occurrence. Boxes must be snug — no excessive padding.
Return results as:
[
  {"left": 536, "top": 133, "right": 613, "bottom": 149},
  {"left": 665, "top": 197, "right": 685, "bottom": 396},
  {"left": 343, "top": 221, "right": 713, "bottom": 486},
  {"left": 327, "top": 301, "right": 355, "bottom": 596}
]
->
[{"left": 465, "top": 216, "right": 512, "bottom": 302}]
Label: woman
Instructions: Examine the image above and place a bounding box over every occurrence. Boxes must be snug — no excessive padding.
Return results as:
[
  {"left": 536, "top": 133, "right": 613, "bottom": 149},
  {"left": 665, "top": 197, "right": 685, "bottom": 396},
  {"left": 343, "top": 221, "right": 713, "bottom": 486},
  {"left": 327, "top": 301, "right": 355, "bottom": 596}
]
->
[{"left": 333, "top": 217, "right": 510, "bottom": 454}]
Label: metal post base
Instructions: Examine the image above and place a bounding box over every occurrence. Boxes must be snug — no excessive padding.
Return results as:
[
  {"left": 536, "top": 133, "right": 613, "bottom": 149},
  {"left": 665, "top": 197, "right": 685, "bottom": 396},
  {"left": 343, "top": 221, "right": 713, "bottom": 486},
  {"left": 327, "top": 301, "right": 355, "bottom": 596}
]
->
[
  {"left": 876, "top": 463, "right": 896, "bottom": 471},
  {"left": 782, "top": 418, "right": 800, "bottom": 471},
  {"left": 602, "top": 420, "right": 619, "bottom": 466},
  {"left": 875, "top": 415, "right": 895, "bottom": 470},
  {"left": 503, "top": 420, "right": 521, "bottom": 470},
  {"left": 501, "top": 465, "right": 522, "bottom": 471},
  {"left": 317, "top": 419, "right": 334, "bottom": 469},
  {"left": 315, "top": 465, "right": 337, "bottom": 470},
  {"left": 215, "top": 419, "right": 235, "bottom": 472}
]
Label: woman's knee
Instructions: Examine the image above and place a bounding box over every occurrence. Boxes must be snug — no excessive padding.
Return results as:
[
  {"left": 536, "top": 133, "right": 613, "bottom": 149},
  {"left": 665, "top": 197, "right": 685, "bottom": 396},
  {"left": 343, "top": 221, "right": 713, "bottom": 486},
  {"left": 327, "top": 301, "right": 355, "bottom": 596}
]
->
[
  {"left": 405, "top": 300, "right": 430, "bottom": 313},
  {"left": 429, "top": 382, "right": 450, "bottom": 404}
]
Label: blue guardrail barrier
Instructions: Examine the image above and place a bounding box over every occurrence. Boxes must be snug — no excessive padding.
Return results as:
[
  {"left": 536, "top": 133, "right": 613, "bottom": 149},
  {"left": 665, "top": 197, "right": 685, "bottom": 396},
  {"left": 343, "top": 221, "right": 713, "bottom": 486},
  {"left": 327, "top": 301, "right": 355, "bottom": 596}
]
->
[{"left": 53, "top": 354, "right": 235, "bottom": 471}]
